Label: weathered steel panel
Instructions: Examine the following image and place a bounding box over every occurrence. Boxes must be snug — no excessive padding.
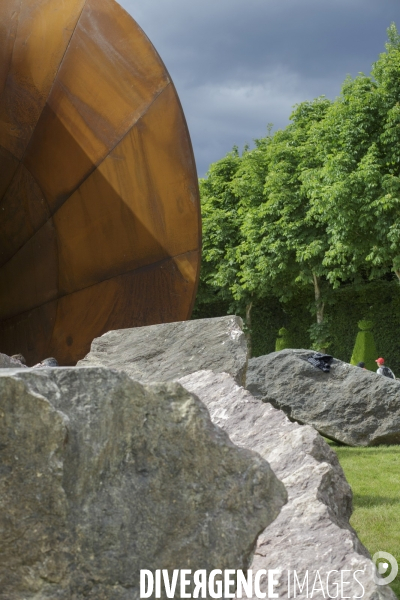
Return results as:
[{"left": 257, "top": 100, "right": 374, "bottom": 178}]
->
[
  {"left": 0, "top": 0, "right": 201, "bottom": 365},
  {"left": 0, "top": 0, "right": 86, "bottom": 159},
  {"left": 0, "top": 165, "right": 50, "bottom": 267}
]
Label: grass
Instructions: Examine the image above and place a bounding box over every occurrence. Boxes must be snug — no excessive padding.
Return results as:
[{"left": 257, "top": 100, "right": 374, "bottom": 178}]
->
[{"left": 329, "top": 443, "right": 400, "bottom": 598}]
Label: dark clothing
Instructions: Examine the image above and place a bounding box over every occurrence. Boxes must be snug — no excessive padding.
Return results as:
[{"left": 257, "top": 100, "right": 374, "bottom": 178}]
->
[
  {"left": 377, "top": 365, "right": 395, "bottom": 379},
  {"left": 307, "top": 352, "right": 333, "bottom": 373}
]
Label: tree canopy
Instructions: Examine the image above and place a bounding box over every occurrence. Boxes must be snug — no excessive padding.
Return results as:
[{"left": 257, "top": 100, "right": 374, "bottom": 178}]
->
[{"left": 197, "top": 24, "right": 400, "bottom": 349}]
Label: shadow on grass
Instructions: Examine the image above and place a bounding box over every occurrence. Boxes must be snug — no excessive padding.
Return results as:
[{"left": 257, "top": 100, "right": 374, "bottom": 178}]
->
[
  {"left": 352, "top": 494, "right": 399, "bottom": 508},
  {"left": 333, "top": 447, "right": 400, "bottom": 458}
]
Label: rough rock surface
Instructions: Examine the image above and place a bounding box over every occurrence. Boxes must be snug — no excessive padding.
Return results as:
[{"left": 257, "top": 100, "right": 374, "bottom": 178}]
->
[
  {"left": 0, "top": 352, "right": 27, "bottom": 368},
  {"left": 77, "top": 316, "right": 248, "bottom": 385},
  {"left": 247, "top": 348, "right": 400, "bottom": 446},
  {"left": 179, "top": 370, "right": 396, "bottom": 600},
  {"left": 0, "top": 367, "right": 286, "bottom": 600}
]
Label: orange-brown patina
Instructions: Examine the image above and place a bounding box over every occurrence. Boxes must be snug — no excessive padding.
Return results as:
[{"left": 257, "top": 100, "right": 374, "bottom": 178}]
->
[{"left": 0, "top": 0, "right": 201, "bottom": 365}]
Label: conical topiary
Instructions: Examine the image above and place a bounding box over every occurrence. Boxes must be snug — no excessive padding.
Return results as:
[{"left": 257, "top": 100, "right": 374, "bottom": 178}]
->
[
  {"left": 275, "top": 327, "right": 291, "bottom": 352},
  {"left": 350, "top": 320, "right": 378, "bottom": 372}
]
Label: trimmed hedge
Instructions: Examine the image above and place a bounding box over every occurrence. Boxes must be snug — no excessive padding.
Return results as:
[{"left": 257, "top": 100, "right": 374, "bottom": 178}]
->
[
  {"left": 192, "top": 280, "right": 400, "bottom": 374},
  {"left": 350, "top": 321, "right": 379, "bottom": 372},
  {"left": 275, "top": 328, "right": 292, "bottom": 352}
]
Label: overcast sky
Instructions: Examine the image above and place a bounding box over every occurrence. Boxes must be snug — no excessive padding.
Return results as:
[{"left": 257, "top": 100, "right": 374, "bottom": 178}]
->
[{"left": 119, "top": 0, "right": 399, "bottom": 178}]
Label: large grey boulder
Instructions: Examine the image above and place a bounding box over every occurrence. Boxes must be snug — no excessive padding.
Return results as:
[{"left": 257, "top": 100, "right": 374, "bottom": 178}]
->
[
  {"left": 0, "top": 367, "right": 286, "bottom": 600},
  {"left": 78, "top": 315, "right": 248, "bottom": 385},
  {"left": 247, "top": 348, "right": 400, "bottom": 446},
  {"left": 0, "top": 352, "right": 26, "bottom": 368},
  {"left": 179, "top": 370, "right": 396, "bottom": 600}
]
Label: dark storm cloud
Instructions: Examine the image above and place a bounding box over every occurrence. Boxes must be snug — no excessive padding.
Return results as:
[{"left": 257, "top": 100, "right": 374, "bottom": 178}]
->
[{"left": 120, "top": 0, "right": 400, "bottom": 176}]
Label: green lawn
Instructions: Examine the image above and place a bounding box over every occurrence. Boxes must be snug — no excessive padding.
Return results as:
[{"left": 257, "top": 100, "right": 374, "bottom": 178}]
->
[{"left": 330, "top": 444, "right": 400, "bottom": 598}]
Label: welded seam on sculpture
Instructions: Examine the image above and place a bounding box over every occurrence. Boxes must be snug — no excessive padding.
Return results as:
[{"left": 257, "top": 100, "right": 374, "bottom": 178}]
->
[
  {"left": 0, "top": 0, "right": 23, "bottom": 156},
  {"left": 0, "top": 0, "right": 25, "bottom": 205},
  {"left": 0, "top": 166, "right": 50, "bottom": 268},
  {"left": 0, "top": 0, "right": 88, "bottom": 208},
  {"left": 0, "top": 78, "right": 173, "bottom": 273},
  {"left": 0, "top": 144, "right": 18, "bottom": 163},
  {"left": 0, "top": 81, "right": 192, "bottom": 285},
  {"left": 0, "top": 249, "right": 200, "bottom": 323},
  {"left": 46, "top": 79, "right": 172, "bottom": 205}
]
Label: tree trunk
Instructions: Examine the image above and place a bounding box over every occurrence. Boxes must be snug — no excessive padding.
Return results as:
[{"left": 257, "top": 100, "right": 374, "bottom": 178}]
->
[
  {"left": 312, "top": 272, "right": 324, "bottom": 324},
  {"left": 245, "top": 301, "right": 253, "bottom": 358},
  {"left": 394, "top": 269, "right": 400, "bottom": 282}
]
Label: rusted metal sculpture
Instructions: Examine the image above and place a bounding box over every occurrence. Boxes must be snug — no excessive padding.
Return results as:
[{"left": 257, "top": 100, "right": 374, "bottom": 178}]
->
[{"left": 0, "top": 0, "right": 201, "bottom": 365}]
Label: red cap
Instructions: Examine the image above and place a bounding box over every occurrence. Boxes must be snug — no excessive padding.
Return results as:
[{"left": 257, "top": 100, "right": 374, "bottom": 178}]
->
[{"left": 375, "top": 357, "right": 385, "bottom": 365}]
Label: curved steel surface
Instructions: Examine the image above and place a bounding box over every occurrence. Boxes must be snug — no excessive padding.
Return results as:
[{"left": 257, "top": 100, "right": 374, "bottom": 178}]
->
[{"left": 0, "top": 0, "right": 201, "bottom": 365}]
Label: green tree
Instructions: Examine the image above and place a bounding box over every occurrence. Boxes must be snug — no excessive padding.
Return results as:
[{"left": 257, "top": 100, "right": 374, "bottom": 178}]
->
[
  {"left": 302, "top": 23, "right": 400, "bottom": 286},
  {"left": 195, "top": 24, "right": 400, "bottom": 353},
  {"left": 197, "top": 140, "right": 273, "bottom": 343},
  {"left": 197, "top": 147, "right": 242, "bottom": 310},
  {"left": 236, "top": 98, "right": 333, "bottom": 348}
]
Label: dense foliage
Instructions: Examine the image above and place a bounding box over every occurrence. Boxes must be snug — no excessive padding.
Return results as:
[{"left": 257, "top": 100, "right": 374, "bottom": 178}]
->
[
  {"left": 195, "top": 24, "right": 400, "bottom": 353},
  {"left": 193, "top": 280, "right": 400, "bottom": 373}
]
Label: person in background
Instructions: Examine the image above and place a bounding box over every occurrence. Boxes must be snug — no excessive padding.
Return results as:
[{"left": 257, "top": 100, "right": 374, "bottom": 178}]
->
[
  {"left": 375, "top": 357, "right": 395, "bottom": 379},
  {"left": 356, "top": 361, "right": 366, "bottom": 369}
]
